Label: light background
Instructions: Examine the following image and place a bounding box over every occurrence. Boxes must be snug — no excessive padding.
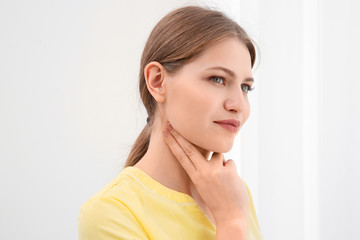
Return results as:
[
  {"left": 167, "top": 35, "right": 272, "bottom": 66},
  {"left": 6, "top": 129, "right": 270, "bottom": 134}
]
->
[{"left": 1, "top": 0, "right": 359, "bottom": 239}]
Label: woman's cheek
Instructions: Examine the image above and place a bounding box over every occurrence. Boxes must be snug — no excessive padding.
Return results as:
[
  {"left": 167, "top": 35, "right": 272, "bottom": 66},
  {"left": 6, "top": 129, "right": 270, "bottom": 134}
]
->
[{"left": 165, "top": 83, "right": 235, "bottom": 152}]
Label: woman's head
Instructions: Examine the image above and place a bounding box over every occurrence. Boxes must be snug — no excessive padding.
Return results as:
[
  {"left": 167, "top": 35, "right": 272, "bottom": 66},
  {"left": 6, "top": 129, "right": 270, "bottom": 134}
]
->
[{"left": 125, "top": 6, "right": 256, "bottom": 167}]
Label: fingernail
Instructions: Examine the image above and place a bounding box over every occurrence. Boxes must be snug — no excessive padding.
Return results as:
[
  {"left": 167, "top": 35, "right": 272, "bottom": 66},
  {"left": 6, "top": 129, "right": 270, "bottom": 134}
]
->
[
  {"left": 162, "top": 130, "right": 169, "bottom": 138},
  {"left": 166, "top": 122, "right": 173, "bottom": 131}
]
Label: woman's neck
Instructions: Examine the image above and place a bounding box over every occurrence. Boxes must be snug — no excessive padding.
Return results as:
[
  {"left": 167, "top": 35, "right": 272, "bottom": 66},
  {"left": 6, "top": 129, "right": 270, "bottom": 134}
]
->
[{"left": 133, "top": 121, "right": 211, "bottom": 197}]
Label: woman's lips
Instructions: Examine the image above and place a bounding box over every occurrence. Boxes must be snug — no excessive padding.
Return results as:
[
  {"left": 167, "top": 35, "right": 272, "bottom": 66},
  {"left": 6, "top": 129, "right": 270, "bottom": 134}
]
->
[{"left": 214, "top": 119, "right": 240, "bottom": 133}]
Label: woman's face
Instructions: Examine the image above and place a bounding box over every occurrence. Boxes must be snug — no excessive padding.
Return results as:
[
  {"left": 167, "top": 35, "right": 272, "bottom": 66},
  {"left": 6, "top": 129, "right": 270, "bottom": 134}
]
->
[{"left": 163, "top": 37, "right": 254, "bottom": 153}]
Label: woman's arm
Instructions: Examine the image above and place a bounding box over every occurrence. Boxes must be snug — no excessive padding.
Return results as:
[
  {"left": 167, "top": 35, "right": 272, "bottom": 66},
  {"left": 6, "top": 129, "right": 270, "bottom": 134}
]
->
[
  {"left": 162, "top": 123, "right": 250, "bottom": 240},
  {"left": 215, "top": 219, "right": 249, "bottom": 240}
]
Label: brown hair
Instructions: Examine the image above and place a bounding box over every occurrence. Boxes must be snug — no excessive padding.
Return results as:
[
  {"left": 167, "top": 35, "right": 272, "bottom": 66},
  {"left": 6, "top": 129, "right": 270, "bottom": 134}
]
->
[{"left": 124, "top": 6, "right": 256, "bottom": 168}]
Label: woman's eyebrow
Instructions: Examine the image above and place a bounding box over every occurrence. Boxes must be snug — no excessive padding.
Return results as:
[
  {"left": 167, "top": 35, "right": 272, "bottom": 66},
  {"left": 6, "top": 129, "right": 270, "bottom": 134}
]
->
[{"left": 205, "top": 66, "right": 254, "bottom": 82}]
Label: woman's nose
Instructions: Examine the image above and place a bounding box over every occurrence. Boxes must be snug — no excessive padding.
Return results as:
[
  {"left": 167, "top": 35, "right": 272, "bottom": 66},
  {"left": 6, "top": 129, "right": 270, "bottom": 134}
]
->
[{"left": 224, "top": 87, "right": 246, "bottom": 113}]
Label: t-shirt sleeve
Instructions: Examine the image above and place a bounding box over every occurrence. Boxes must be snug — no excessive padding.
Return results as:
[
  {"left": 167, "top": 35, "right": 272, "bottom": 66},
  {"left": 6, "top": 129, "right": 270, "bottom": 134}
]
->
[{"left": 78, "top": 195, "right": 149, "bottom": 240}]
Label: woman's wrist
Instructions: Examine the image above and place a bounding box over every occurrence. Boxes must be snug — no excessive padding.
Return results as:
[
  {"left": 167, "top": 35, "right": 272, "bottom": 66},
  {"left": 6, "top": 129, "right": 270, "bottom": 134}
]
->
[
  {"left": 215, "top": 217, "right": 249, "bottom": 228},
  {"left": 213, "top": 209, "right": 250, "bottom": 226},
  {"left": 215, "top": 218, "right": 249, "bottom": 240}
]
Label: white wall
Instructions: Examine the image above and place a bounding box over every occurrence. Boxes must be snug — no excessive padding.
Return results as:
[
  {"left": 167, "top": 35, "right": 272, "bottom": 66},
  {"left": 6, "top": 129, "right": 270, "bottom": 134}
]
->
[
  {"left": 238, "top": 0, "right": 360, "bottom": 239},
  {"left": 1, "top": 0, "right": 359, "bottom": 239},
  {"left": 0, "top": 0, "right": 197, "bottom": 239},
  {"left": 319, "top": 1, "right": 360, "bottom": 239}
]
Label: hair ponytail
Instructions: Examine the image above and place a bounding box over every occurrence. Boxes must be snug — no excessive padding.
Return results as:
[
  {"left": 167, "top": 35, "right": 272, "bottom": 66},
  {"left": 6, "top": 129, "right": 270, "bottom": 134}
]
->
[
  {"left": 123, "top": 6, "right": 256, "bottom": 168},
  {"left": 124, "top": 122, "right": 152, "bottom": 168}
]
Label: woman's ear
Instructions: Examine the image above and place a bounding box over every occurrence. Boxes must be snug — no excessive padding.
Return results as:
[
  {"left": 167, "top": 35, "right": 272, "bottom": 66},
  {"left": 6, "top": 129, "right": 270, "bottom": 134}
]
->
[{"left": 144, "top": 61, "right": 167, "bottom": 103}]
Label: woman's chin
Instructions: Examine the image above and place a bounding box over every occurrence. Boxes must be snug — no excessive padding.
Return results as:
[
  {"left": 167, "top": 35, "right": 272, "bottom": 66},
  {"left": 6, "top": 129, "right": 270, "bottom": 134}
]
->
[
  {"left": 214, "top": 145, "right": 233, "bottom": 154},
  {"left": 218, "top": 141, "right": 235, "bottom": 153},
  {"left": 197, "top": 141, "right": 234, "bottom": 154}
]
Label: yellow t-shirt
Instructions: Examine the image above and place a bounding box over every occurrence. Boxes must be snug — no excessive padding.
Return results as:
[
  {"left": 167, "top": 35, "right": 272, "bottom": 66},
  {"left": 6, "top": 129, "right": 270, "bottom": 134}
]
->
[{"left": 78, "top": 166, "right": 262, "bottom": 239}]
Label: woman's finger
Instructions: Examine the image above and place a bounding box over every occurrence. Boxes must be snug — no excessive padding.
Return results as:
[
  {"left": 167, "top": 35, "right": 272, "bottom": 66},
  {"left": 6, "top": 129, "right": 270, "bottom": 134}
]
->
[
  {"left": 166, "top": 123, "right": 207, "bottom": 170},
  {"left": 162, "top": 127, "right": 197, "bottom": 177},
  {"left": 210, "top": 152, "right": 225, "bottom": 167}
]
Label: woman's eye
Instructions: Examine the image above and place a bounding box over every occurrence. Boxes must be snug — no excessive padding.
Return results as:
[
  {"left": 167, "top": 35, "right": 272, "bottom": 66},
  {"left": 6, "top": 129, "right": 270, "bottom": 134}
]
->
[
  {"left": 242, "top": 84, "right": 255, "bottom": 93},
  {"left": 209, "top": 76, "right": 225, "bottom": 85}
]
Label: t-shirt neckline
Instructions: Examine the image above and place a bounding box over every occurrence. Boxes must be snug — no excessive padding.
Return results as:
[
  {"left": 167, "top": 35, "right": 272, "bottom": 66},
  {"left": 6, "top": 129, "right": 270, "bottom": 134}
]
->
[
  {"left": 123, "top": 166, "right": 198, "bottom": 205},
  {"left": 122, "top": 166, "right": 216, "bottom": 229}
]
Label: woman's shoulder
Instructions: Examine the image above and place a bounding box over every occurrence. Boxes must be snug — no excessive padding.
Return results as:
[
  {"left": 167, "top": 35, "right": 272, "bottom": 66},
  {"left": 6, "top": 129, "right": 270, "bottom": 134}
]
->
[
  {"left": 80, "top": 167, "right": 138, "bottom": 207},
  {"left": 239, "top": 178, "right": 263, "bottom": 240},
  {"left": 78, "top": 167, "right": 149, "bottom": 239}
]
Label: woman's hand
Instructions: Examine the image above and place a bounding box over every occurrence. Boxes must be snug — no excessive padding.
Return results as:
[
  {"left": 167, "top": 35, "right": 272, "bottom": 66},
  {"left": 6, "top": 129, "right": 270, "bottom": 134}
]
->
[{"left": 162, "top": 123, "right": 250, "bottom": 227}]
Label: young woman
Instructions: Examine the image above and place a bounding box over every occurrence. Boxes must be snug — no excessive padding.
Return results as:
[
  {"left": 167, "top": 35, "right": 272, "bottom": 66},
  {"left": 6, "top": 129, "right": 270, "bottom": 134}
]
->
[{"left": 79, "top": 6, "right": 262, "bottom": 240}]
